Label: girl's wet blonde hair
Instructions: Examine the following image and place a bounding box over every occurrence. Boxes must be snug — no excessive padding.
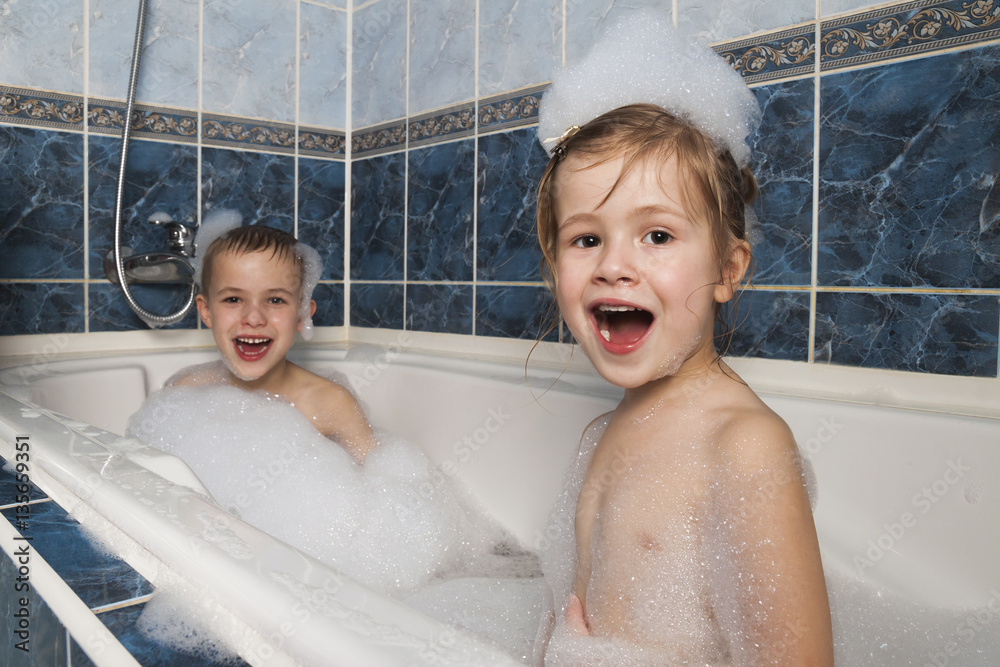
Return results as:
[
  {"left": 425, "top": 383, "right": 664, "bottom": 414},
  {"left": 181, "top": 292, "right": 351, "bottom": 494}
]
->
[{"left": 535, "top": 103, "right": 758, "bottom": 352}]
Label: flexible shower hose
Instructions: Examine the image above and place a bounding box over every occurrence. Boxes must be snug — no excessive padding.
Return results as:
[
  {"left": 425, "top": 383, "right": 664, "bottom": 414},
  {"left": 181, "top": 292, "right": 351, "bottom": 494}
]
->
[{"left": 112, "top": 0, "right": 197, "bottom": 328}]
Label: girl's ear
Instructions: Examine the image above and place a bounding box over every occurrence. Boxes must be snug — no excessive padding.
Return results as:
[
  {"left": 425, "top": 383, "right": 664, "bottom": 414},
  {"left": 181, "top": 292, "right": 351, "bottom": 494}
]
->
[
  {"left": 195, "top": 294, "right": 213, "bottom": 329},
  {"left": 714, "top": 240, "right": 752, "bottom": 304}
]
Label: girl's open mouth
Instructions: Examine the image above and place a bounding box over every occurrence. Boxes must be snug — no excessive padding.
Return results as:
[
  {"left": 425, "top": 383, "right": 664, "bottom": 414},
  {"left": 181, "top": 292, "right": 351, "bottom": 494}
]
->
[
  {"left": 593, "top": 304, "right": 654, "bottom": 350},
  {"left": 233, "top": 336, "right": 273, "bottom": 361}
]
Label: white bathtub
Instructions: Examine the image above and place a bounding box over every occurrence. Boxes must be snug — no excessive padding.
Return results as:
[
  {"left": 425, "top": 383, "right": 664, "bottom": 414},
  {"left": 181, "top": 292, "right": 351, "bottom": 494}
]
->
[{"left": 1, "top": 338, "right": 998, "bottom": 665}]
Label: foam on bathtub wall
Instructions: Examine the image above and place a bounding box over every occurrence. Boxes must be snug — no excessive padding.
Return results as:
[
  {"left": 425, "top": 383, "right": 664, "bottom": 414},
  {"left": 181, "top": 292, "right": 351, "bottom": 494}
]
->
[{"left": 0, "top": 456, "right": 246, "bottom": 667}]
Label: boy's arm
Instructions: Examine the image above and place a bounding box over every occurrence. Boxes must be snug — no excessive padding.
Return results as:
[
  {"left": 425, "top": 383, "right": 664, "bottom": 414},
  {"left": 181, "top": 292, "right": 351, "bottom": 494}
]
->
[{"left": 313, "top": 383, "right": 377, "bottom": 464}]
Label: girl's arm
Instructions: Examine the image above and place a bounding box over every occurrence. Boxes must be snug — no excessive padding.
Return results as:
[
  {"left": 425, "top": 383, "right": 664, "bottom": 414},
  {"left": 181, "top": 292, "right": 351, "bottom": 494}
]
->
[{"left": 715, "top": 414, "right": 834, "bottom": 666}]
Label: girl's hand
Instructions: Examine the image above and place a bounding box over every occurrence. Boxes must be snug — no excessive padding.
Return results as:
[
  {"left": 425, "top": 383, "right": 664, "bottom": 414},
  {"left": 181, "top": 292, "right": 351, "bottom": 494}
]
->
[{"left": 564, "top": 595, "right": 591, "bottom": 635}]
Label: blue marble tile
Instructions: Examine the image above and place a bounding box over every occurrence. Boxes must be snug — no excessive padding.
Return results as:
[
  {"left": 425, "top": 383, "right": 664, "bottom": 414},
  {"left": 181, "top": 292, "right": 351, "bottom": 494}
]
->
[
  {"left": 0, "top": 0, "right": 84, "bottom": 95},
  {"left": 406, "top": 284, "right": 473, "bottom": 335},
  {"left": 407, "top": 140, "right": 475, "bottom": 282},
  {"left": 479, "top": 0, "right": 561, "bottom": 97},
  {"left": 201, "top": 147, "right": 295, "bottom": 233},
  {"left": 88, "top": 283, "right": 199, "bottom": 332},
  {"left": 814, "top": 292, "right": 999, "bottom": 376},
  {"left": 0, "top": 126, "right": 84, "bottom": 280},
  {"left": 351, "top": 152, "right": 405, "bottom": 280},
  {"left": 477, "top": 127, "right": 550, "bottom": 282},
  {"left": 70, "top": 602, "right": 249, "bottom": 667},
  {"left": 352, "top": 0, "right": 407, "bottom": 128},
  {"left": 311, "top": 283, "right": 344, "bottom": 328},
  {"left": 88, "top": 136, "right": 198, "bottom": 279},
  {"left": 408, "top": 0, "right": 475, "bottom": 114},
  {"left": 0, "top": 457, "right": 47, "bottom": 506},
  {"left": 350, "top": 283, "right": 404, "bottom": 329},
  {"left": 0, "top": 546, "right": 68, "bottom": 664},
  {"left": 565, "top": 0, "right": 661, "bottom": 65},
  {"left": 818, "top": 44, "right": 1000, "bottom": 289},
  {"left": 0, "top": 283, "right": 85, "bottom": 336},
  {"left": 300, "top": 3, "right": 348, "bottom": 130},
  {"left": 476, "top": 285, "right": 557, "bottom": 341},
  {"left": 89, "top": 0, "right": 199, "bottom": 109},
  {"left": 722, "top": 289, "right": 811, "bottom": 361},
  {"left": 298, "top": 158, "right": 346, "bottom": 280},
  {"left": 678, "top": 0, "right": 815, "bottom": 44},
  {"left": 202, "top": 0, "right": 297, "bottom": 122},
  {"left": 1, "top": 502, "right": 154, "bottom": 609},
  {"left": 750, "top": 78, "right": 814, "bottom": 286}
]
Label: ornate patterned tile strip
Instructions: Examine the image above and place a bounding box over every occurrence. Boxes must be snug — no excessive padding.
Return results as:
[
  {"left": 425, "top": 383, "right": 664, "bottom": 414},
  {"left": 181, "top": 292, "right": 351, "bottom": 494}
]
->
[
  {"left": 408, "top": 102, "right": 475, "bottom": 149},
  {"left": 478, "top": 84, "right": 544, "bottom": 133},
  {"left": 299, "top": 126, "right": 346, "bottom": 158},
  {"left": 714, "top": 25, "right": 817, "bottom": 84},
  {"left": 352, "top": 119, "right": 407, "bottom": 159},
  {"left": 821, "top": 0, "right": 1000, "bottom": 70},
  {"left": 0, "top": 86, "right": 83, "bottom": 131},
  {"left": 201, "top": 113, "right": 297, "bottom": 153},
  {"left": 88, "top": 98, "right": 198, "bottom": 142}
]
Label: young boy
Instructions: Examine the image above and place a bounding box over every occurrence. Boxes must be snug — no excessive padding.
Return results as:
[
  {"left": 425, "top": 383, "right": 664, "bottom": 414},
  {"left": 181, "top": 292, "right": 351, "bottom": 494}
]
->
[{"left": 173, "top": 224, "right": 376, "bottom": 463}]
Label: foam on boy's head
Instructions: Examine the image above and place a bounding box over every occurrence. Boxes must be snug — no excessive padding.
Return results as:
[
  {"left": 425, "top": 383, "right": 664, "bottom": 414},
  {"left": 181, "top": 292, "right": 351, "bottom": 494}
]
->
[
  {"left": 193, "top": 212, "right": 322, "bottom": 339},
  {"left": 537, "top": 9, "right": 759, "bottom": 166}
]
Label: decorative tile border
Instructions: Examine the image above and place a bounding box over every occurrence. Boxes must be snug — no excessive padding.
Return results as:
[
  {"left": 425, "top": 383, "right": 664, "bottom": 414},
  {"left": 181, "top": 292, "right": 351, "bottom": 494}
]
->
[
  {"left": 478, "top": 84, "right": 544, "bottom": 133},
  {"left": 202, "top": 113, "right": 297, "bottom": 153},
  {"left": 715, "top": 25, "right": 816, "bottom": 84},
  {"left": 820, "top": 0, "right": 1000, "bottom": 70},
  {"left": 88, "top": 98, "right": 198, "bottom": 142},
  {"left": 352, "top": 118, "right": 407, "bottom": 159},
  {"left": 408, "top": 102, "right": 475, "bottom": 149},
  {"left": 0, "top": 87, "right": 83, "bottom": 130},
  {"left": 299, "top": 126, "right": 346, "bottom": 158}
]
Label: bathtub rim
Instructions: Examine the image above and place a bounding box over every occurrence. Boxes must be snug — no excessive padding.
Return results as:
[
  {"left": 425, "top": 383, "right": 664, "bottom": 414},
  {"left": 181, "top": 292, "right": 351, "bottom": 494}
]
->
[{"left": 0, "top": 328, "right": 998, "bottom": 420}]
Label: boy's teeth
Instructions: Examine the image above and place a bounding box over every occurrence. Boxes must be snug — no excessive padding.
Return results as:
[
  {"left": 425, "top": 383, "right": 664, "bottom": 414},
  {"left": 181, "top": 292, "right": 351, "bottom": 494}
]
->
[
  {"left": 599, "top": 305, "right": 636, "bottom": 312},
  {"left": 600, "top": 329, "right": 611, "bottom": 342}
]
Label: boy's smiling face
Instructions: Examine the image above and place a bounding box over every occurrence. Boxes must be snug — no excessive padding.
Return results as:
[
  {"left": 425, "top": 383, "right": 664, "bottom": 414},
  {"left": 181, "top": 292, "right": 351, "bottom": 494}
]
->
[
  {"left": 553, "top": 153, "right": 739, "bottom": 389},
  {"left": 196, "top": 249, "right": 308, "bottom": 385}
]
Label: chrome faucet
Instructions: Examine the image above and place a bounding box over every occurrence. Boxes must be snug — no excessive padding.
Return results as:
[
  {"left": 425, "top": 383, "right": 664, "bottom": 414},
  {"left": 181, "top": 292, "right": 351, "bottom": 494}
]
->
[{"left": 104, "top": 212, "right": 197, "bottom": 285}]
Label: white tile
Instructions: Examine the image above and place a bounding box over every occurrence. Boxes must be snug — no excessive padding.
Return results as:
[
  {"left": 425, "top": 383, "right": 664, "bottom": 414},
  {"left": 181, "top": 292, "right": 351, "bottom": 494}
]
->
[
  {"left": 300, "top": 3, "right": 347, "bottom": 128},
  {"left": 0, "top": 0, "right": 84, "bottom": 94},
  {"left": 408, "top": 0, "right": 475, "bottom": 114},
  {"left": 352, "top": 0, "right": 406, "bottom": 127},
  {"left": 479, "top": 0, "right": 561, "bottom": 95}
]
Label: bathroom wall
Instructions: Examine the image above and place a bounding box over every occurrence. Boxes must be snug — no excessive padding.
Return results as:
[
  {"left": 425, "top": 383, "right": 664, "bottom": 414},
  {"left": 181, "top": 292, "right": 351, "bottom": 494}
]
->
[
  {"left": 1, "top": 0, "right": 998, "bottom": 379},
  {"left": 347, "top": 0, "right": 1000, "bottom": 377},
  {"left": 0, "top": 0, "right": 348, "bottom": 332}
]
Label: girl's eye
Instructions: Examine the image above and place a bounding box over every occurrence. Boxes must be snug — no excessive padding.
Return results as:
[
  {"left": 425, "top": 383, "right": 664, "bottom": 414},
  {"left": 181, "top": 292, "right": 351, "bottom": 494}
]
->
[
  {"left": 571, "top": 235, "right": 600, "bottom": 248},
  {"left": 642, "top": 230, "right": 672, "bottom": 245}
]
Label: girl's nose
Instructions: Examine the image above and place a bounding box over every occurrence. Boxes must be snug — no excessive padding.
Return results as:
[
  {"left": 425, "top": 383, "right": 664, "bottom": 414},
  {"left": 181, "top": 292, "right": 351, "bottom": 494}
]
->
[{"left": 594, "top": 240, "right": 637, "bottom": 285}]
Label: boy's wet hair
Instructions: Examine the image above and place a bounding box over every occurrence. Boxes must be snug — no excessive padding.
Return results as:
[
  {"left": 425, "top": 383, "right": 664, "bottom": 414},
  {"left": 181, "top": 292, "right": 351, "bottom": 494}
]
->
[
  {"left": 199, "top": 225, "right": 303, "bottom": 294},
  {"left": 535, "top": 103, "right": 758, "bottom": 353}
]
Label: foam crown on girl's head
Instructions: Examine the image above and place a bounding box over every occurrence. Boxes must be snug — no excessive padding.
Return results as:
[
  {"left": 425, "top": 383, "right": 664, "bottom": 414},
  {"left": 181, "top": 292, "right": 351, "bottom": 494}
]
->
[
  {"left": 192, "top": 209, "right": 322, "bottom": 341},
  {"left": 537, "top": 9, "right": 760, "bottom": 166}
]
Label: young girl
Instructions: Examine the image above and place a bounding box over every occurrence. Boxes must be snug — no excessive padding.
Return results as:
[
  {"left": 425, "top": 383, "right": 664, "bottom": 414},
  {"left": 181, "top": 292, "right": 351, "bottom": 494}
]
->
[{"left": 533, "top": 11, "right": 833, "bottom": 666}]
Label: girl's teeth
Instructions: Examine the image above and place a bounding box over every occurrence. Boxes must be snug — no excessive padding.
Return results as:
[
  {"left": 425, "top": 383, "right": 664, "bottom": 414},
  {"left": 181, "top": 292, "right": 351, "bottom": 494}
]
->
[{"left": 601, "top": 329, "right": 611, "bottom": 342}]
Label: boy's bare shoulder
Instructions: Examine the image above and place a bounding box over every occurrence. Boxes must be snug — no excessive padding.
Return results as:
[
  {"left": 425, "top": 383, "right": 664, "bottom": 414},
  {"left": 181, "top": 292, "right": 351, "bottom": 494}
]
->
[
  {"left": 165, "top": 361, "right": 228, "bottom": 388},
  {"left": 287, "top": 364, "right": 358, "bottom": 405}
]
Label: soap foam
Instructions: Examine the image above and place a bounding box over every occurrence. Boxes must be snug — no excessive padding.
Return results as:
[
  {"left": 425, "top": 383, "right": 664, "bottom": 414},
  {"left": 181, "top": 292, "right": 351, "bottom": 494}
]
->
[
  {"left": 537, "top": 8, "right": 760, "bottom": 166},
  {"left": 126, "top": 368, "right": 545, "bottom": 660}
]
